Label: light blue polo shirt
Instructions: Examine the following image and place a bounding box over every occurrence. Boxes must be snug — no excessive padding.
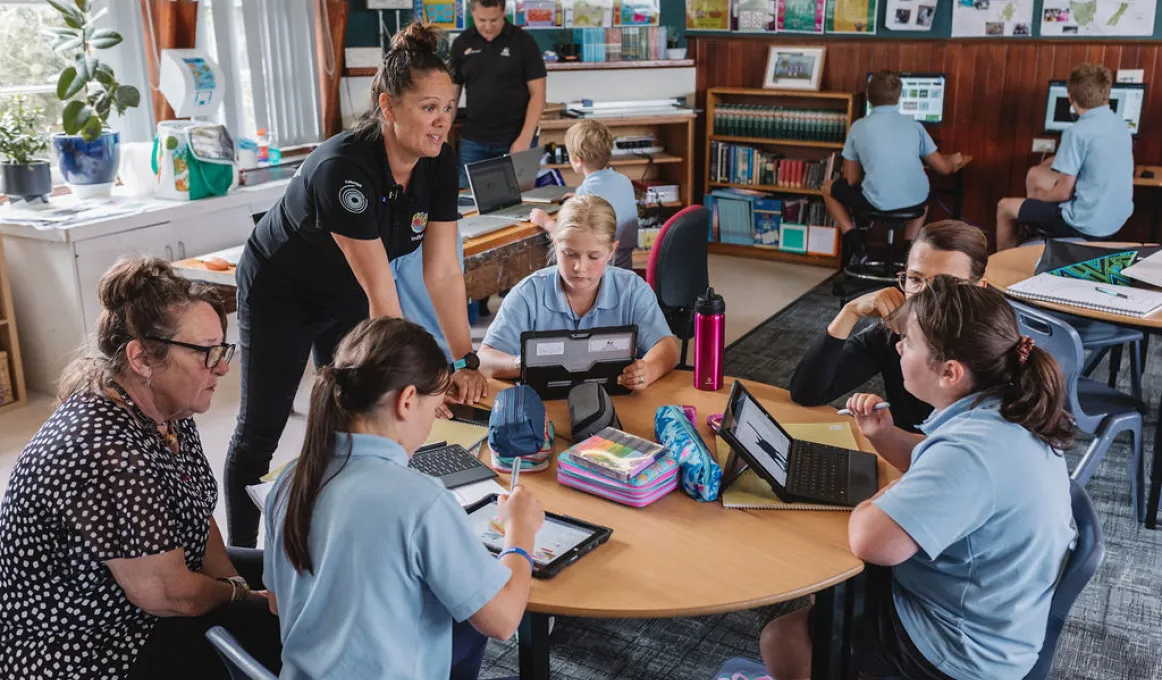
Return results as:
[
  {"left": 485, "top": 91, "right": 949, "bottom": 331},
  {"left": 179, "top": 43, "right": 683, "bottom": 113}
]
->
[
  {"left": 1052, "top": 105, "right": 1134, "bottom": 237},
  {"left": 482, "top": 265, "right": 673, "bottom": 358},
  {"left": 843, "top": 105, "right": 938, "bottom": 210},
  {"left": 391, "top": 235, "right": 465, "bottom": 360},
  {"left": 873, "top": 395, "right": 1074, "bottom": 680},
  {"left": 575, "top": 167, "right": 640, "bottom": 268},
  {"left": 263, "top": 433, "right": 511, "bottom": 680}
]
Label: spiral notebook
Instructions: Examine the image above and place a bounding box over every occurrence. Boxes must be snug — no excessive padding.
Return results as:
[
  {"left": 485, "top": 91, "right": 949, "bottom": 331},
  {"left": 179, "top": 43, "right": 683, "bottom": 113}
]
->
[
  {"left": 715, "top": 422, "right": 859, "bottom": 511},
  {"left": 1007, "top": 273, "right": 1162, "bottom": 318}
]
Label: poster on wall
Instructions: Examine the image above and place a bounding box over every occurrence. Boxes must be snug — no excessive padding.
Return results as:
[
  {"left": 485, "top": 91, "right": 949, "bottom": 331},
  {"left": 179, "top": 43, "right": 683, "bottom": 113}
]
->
[
  {"left": 732, "top": 0, "right": 776, "bottom": 31},
  {"left": 951, "top": 0, "right": 1033, "bottom": 37},
  {"left": 415, "top": 0, "right": 465, "bottom": 30},
  {"left": 1039, "top": 0, "right": 1155, "bottom": 37},
  {"left": 566, "top": 0, "right": 614, "bottom": 27},
  {"left": 886, "top": 0, "right": 937, "bottom": 30},
  {"left": 615, "top": 0, "right": 661, "bottom": 25},
  {"left": 777, "top": 0, "right": 826, "bottom": 33},
  {"left": 510, "top": 0, "right": 565, "bottom": 27},
  {"left": 826, "top": 0, "right": 877, "bottom": 32},
  {"left": 688, "top": 0, "right": 732, "bottom": 30}
]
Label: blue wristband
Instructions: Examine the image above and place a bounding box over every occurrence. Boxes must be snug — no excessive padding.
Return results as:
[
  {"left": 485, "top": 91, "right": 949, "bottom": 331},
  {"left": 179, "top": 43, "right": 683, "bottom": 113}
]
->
[{"left": 497, "top": 547, "right": 535, "bottom": 572}]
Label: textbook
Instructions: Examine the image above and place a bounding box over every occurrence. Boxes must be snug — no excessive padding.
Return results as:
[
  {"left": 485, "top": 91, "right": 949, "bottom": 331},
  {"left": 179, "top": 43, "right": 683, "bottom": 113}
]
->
[
  {"left": 715, "top": 422, "right": 859, "bottom": 511},
  {"left": 565, "top": 427, "right": 669, "bottom": 483},
  {"left": 1007, "top": 272, "right": 1162, "bottom": 318}
]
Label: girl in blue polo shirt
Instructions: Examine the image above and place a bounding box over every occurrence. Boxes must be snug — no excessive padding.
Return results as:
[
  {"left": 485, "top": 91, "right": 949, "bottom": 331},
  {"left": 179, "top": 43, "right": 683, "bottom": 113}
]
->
[
  {"left": 479, "top": 194, "right": 679, "bottom": 389},
  {"left": 264, "top": 317, "right": 545, "bottom": 680},
  {"left": 761, "top": 277, "right": 1075, "bottom": 680}
]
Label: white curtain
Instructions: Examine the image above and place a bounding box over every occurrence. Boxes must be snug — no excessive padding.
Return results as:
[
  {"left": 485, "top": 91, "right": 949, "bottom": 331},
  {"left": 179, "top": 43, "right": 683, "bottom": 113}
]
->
[
  {"left": 96, "top": 0, "right": 154, "bottom": 143},
  {"left": 242, "top": 0, "right": 322, "bottom": 147}
]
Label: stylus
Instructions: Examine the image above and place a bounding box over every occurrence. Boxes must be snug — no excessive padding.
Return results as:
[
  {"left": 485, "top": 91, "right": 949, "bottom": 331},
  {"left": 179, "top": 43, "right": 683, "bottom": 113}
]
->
[
  {"left": 836, "top": 402, "right": 891, "bottom": 416},
  {"left": 510, "top": 460, "right": 521, "bottom": 492}
]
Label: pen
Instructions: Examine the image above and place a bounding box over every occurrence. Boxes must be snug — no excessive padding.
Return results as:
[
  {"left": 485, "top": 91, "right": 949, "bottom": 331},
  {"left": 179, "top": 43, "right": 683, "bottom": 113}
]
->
[
  {"left": 1094, "top": 286, "right": 1130, "bottom": 300},
  {"left": 837, "top": 402, "right": 892, "bottom": 416},
  {"left": 510, "top": 459, "right": 521, "bottom": 492}
]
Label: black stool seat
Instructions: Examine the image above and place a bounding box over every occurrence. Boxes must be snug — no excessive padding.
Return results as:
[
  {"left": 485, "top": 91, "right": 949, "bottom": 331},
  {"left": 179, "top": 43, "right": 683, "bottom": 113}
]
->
[
  {"left": 860, "top": 205, "right": 927, "bottom": 222},
  {"left": 840, "top": 204, "right": 927, "bottom": 291}
]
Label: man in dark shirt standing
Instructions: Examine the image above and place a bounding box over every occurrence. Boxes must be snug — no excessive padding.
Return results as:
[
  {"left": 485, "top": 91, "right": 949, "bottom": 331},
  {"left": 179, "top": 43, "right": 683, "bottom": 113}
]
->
[{"left": 451, "top": 0, "right": 547, "bottom": 189}]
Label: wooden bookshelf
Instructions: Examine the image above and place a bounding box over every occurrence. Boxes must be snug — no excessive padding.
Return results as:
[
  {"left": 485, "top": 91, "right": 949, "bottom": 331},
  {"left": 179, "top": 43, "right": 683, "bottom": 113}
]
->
[
  {"left": 0, "top": 237, "right": 27, "bottom": 413},
  {"left": 544, "top": 151, "right": 683, "bottom": 170},
  {"left": 704, "top": 88, "right": 855, "bottom": 269}
]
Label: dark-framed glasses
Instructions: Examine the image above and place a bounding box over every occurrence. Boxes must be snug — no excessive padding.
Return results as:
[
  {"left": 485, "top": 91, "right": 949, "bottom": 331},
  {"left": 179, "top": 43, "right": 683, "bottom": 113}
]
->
[
  {"left": 896, "top": 271, "right": 930, "bottom": 294},
  {"left": 144, "top": 336, "right": 236, "bottom": 369}
]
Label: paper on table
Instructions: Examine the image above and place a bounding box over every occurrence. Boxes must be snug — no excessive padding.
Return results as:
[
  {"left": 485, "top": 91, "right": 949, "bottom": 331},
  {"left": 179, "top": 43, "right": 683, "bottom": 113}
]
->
[
  {"left": 249, "top": 478, "right": 505, "bottom": 512},
  {"left": 195, "top": 244, "right": 245, "bottom": 265},
  {"left": 247, "top": 481, "right": 274, "bottom": 510},
  {"left": 1008, "top": 272, "right": 1162, "bottom": 318},
  {"left": 1121, "top": 251, "right": 1162, "bottom": 288}
]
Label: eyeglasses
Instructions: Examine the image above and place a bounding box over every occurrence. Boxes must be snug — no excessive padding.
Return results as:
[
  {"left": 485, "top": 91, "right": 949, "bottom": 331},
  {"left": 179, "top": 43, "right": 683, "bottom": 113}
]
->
[
  {"left": 144, "top": 336, "right": 236, "bottom": 369},
  {"left": 896, "top": 271, "right": 931, "bottom": 294}
]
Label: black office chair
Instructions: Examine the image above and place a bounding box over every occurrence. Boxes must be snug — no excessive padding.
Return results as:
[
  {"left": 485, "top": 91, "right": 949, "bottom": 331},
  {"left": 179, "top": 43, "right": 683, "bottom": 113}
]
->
[
  {"left": 647, "top": 205, "right": 709, "bottom": 369},
  {"left": 835, "top": 205, "right": 927, "bottom": 304}
]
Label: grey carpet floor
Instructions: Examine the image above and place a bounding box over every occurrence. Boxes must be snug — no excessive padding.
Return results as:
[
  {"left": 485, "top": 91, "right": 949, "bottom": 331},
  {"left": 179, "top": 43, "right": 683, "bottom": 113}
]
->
[{"left": 481, "top": 276, "right": 1162, "bottom": 680}]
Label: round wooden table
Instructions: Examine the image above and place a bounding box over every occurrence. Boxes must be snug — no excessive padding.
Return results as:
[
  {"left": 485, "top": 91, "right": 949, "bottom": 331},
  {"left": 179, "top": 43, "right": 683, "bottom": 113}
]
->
[{"left": 484, "top": 371, "right": 895, "bottom": 680}]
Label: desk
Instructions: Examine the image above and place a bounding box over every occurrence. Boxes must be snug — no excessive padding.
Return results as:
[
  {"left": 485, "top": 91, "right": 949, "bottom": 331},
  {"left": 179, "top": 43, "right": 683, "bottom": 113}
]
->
[
  {"left": 1135, "top": 165, "right": 1162, "bottom": 243},
  {"left": 485, "top": 371, "right": 898, "bottom": 680},
  {"left": 985, "top": 243, "right": 1162, "bottom": 530}
]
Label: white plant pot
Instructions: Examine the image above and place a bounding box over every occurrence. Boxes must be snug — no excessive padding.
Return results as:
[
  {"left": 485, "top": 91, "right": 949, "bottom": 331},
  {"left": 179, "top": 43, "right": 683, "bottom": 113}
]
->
[{"left": 667, "top": 48, "right": 687, "bottom": 60}]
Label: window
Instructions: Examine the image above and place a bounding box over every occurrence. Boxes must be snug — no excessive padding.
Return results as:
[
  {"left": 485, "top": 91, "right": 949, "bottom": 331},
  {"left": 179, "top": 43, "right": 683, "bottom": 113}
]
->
[
  {"left": 0, "top": 2, "right": 74, "bottom": 144},
  {"left": 199, "top": 0, "right": 258, "bottom": 140}
]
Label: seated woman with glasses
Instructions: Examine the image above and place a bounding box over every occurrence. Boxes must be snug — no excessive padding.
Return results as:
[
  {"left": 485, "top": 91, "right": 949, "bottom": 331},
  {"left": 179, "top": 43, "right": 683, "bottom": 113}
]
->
[
  {"left": 0, "top": 258, "right": 281, "bottom": 680},
  {"left": 789, "top": 220, "right": 988, "bottom": 434}
]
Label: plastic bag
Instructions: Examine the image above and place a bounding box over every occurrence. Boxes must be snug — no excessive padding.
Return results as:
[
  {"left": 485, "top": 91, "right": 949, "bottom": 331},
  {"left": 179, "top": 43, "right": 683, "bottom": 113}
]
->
[{"left": 655, "top": 405, "right": 721, "bottom": 502}]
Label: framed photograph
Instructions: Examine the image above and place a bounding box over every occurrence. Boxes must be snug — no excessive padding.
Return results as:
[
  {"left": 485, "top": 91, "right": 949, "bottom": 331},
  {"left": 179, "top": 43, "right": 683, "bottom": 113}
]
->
[{"left": 763, "top": 46, "right": 826, "bottom": 91}]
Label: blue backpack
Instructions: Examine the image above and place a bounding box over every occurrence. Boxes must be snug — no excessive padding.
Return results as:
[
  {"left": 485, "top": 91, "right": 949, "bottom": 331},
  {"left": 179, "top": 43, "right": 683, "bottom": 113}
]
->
[{"left": 488, "top": 385, "right": 547, "bottom": 458}]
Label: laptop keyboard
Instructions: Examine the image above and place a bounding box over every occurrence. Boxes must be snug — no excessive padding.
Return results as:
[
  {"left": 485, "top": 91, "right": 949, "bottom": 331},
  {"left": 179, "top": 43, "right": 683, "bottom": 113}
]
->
[
  {"left": 788, "top": 443, "right": 849, "bottom": 503},
  {"left": 409, "top": 444, "right": 486, "bottom": 478}
]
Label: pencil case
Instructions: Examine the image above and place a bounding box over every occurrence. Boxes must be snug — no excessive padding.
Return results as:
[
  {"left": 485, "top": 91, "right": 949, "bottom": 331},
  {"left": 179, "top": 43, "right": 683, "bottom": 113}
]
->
[
  {"left": 568, "top": 383, "right": 621, "bottom": 442},
  {"left": 557, "top": 451, "right": 678, "bottom": 507},
  {"left": 490, "top": 415, "right": 555, "bottom": 473},
  {"left": 656, "top": 405, "right": 721, "bottom": 502}
]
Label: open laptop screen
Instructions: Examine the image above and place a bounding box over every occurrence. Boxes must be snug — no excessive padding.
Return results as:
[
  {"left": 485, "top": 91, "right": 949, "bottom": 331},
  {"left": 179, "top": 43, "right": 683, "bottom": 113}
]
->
[
  {"left": 466, "top": 156, "right": 522, "bottom": 214},
  {"left": 721, "top": 382, "right": 792, "bottom": 486}
]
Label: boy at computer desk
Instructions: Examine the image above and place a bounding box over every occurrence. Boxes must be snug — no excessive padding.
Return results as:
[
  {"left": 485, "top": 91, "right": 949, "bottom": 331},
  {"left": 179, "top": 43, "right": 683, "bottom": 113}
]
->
[
  {"left": 996, "top": 63, "right": 1134, "bottom": 251},
  {"left": 528, "top": 119, "right": 640, "bottom": 269},
  {"left": 825, "top": 70, "right": 963, "bottom": 250},
  {"left": 479, "top": 195, "right": 678, "bottom": 390},
  {"left": 762, "top": 277, "right": 1074, "bottom": 680}
]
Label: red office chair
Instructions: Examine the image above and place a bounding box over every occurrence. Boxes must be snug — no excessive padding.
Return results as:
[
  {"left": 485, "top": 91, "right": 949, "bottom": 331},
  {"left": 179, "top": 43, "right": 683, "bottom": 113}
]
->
[{"left": 647, "top": 205, "right": 710, "bottom": 369}]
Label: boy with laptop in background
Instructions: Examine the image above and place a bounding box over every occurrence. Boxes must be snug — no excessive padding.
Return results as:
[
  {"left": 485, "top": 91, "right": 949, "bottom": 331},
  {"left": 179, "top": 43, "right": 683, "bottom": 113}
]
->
[
  {"left": 995, "top": 63, "right": 1134, "bottom": 250},
  {"left": 529, "top": 120, "right": 639, "bottom": 269},
  {"left": 825, "top": 70, "right": 964, "bottom": 254}
]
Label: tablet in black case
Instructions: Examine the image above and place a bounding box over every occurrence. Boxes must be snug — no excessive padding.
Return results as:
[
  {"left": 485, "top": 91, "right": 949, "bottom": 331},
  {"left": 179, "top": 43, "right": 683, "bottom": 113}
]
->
[{"left": 520, "top": 326, "right": 638, "bottom": 401}]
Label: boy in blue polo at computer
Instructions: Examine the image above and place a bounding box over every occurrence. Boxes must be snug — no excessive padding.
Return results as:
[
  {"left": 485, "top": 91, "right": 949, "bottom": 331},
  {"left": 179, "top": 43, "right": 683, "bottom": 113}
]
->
[
  {"left": 995, "top": 63, "right": 1134, "bottom": 250},
  {"left": 825, "top": 70, "right": 963, "bottom": 253}
]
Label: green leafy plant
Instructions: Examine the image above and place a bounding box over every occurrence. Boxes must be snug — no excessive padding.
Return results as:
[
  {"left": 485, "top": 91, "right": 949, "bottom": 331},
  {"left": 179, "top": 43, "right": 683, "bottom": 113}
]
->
[
  {"left": 44, "top": 0, "right": 141, "bottom": 142},
  {"left": 0, "top": 95, "right": 50, "bottom": 165}
]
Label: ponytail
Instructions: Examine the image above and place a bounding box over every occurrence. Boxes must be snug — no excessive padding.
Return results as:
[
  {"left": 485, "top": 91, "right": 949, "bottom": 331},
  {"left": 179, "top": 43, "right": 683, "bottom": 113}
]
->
[{"left": 990, "top": 345, "right": 1076, "bottom": 451}]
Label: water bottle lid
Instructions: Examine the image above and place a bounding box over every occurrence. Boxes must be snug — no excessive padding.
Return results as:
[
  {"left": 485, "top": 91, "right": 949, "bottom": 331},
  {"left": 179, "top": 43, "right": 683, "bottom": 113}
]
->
[{"left": 695, "top": 287, "right": 725, "bottom": 315}]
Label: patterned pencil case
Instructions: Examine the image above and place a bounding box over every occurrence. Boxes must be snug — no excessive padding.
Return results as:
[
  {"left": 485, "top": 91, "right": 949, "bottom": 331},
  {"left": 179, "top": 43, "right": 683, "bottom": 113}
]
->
[{"left": 557, "top": 451, "right": 679, "bottom": 507}]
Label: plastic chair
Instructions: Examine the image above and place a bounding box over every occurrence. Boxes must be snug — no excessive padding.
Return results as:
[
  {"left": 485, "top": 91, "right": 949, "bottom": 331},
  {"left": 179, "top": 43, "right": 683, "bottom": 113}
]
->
[
  {"left": 1023, "top": 479, "right": 1106, "bottom": 680},
  {"left": 646, "top": 205, "right": 709, "bottom": 369},
  {"left": 206, "top": 626, "right": 278, "bottom": 680},
  {"left": 1072, "top": 317, "right": 1144, "bottom": 401},
  {"left": 1010, "top": 300, "right": 1148, "bottom": 522}
]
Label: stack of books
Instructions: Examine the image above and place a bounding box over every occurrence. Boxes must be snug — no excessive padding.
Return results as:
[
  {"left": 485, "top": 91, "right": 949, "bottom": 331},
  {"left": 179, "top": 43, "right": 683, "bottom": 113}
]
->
[
  {"left": 709, "top": 143, "right": 840, "bottom": 190},
  {"left": 557, "top": 427, "right": 679, "bottom": 507}
]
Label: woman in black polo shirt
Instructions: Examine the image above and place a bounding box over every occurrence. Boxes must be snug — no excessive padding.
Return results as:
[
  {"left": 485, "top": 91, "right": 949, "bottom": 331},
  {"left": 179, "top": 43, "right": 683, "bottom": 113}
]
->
[{"left": 225, "top": 23, "right": 487, "bottom": 548}]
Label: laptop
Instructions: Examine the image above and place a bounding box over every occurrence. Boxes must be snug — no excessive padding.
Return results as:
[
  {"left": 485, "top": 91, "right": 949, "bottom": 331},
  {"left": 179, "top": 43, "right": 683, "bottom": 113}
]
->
[
  {"left": 520, "top": 325, "right": 637, "bottom": 400},
  {"left": 459, "top": 155, "right": 561, "bottom": 240},
  {"left": 511, "top": 147, "right": 572, "bottom": 204},
  {"left": 717, "top": 381, "right": 878, "bottom": 507}
]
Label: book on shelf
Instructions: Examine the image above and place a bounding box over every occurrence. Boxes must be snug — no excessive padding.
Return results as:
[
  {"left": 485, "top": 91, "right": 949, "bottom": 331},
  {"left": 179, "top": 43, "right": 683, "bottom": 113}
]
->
[
  {"left": 565, "top": 427, "right": 669, "bottom": 483},
  {"left": 709, "top": 142, "right": 840, "bottom": 190},
  {"left": 712, "top": 104, "right": 847, "bottom": 143}
]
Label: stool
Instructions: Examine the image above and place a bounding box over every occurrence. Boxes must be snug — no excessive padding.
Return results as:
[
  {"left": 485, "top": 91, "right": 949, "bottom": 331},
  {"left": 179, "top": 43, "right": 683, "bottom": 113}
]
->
[{"left": 833, "top": 205, "right": 927, "bottom": 304}]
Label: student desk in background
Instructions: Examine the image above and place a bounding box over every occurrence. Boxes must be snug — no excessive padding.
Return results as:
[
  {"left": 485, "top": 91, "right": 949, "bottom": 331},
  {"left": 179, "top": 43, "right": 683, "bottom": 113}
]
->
[
  {"left": 1135, "top": 165, "right": 1162, "bottom": 243},
  {"left": 479, "top": 371, "right": 899, "bottom": 680},
  {"left": 173, "top": 222, "right": 550, "bottom": 312},
  {"left": 929, "top": 154, "right": 972, "bottom": 220},
  {"left": 985, "top": 242, "right": 1162, "bottom": 530}
]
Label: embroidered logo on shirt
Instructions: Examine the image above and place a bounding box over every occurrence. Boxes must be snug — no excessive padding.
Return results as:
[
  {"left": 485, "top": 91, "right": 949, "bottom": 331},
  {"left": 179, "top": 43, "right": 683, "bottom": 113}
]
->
[
  {"left": 501, "top": 46, "right": 511, "bottom": 57},
  {"left": 411, "top": 211, "right": 429, "bottom": 235},
  {"left": 339, "top": 181, "right": 368, "bottom": 214},
  {"left": 464, "top": 47, "right": 480, "bottom": 55}
]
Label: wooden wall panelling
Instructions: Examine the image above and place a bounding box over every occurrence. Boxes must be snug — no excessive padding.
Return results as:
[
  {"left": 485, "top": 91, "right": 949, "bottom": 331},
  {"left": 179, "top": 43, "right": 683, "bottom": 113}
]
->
[{"left": 690, "top": 37, "right": 1162, "bottom": 246}]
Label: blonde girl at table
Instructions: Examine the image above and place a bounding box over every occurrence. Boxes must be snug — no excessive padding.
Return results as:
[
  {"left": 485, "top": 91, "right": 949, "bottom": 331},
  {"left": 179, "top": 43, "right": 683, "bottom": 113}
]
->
[
  {"left": 762, "top": 277, "right": 1075, "bottom": 680},
  {"left": 478, "top": 194, "right": 679, "bottom": 390}
]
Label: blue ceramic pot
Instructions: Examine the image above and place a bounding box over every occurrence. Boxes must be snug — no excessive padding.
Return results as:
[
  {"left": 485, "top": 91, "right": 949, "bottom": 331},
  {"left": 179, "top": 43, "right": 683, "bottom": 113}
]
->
[{"left": 52, "top": 130, "right": 120, "bottom": 187}]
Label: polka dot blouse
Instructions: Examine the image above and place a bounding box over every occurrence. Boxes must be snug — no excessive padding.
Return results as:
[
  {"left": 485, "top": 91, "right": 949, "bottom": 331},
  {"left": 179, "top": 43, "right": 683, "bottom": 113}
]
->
[{"left": 0, "top": 386, "right": 218, "bottom": 679}]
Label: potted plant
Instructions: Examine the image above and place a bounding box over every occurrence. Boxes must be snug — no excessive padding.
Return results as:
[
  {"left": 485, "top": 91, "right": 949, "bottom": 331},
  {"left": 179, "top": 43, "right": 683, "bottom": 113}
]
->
[
  {"left": 666, "top": 35, "right": 687, "bottom": 61},
  {"left": 0, "top": 96, "right": 52, "bottom": 204},
  {"left": 45, "top": 0, "right": 140, "bottom": 198}
]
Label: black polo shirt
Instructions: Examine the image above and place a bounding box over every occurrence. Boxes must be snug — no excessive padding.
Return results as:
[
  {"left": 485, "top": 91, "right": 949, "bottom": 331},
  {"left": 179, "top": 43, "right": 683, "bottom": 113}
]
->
[
  {"left": 240, "top": 130, "right": 459, "bottom": 305},
  {"left": 450, "top": 22, "right": 547, "bottom": 145}
]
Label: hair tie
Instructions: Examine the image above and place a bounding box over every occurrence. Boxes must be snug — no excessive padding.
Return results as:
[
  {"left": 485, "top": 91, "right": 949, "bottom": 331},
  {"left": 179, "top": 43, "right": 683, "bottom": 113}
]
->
[{"left": 1015, "top": 335, "right": 1035, "bottom": 365}]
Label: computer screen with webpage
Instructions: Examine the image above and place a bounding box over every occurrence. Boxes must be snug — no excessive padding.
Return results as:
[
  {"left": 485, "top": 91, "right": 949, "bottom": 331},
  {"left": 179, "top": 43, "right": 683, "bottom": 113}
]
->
[
  {"left": 1043, "top": 80, "right": 1146, "bottom": 136},
  {"left": 864, "top": 72, "right": 946, "bottom": 125}
]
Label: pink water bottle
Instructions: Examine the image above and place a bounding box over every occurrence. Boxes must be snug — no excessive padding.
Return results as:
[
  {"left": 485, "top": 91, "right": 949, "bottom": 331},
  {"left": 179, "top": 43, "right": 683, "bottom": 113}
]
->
[{"left": 693, "top": 287, "right": 726, "bottom": 391}]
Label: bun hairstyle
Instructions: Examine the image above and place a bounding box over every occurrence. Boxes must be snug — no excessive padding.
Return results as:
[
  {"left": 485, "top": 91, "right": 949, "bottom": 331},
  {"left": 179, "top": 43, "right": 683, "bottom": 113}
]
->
[
  {"left": 890, "top": 275, "right": 1076, "bottom": 450},
  {"left": 279, "top": 317, "right": 452, "bottom": 574},
  {"left": 352, "top": 22, "right": 452, "bottom": 141},
  {"left": 58, "top": 257, "right": 227, "bottom": 401}
]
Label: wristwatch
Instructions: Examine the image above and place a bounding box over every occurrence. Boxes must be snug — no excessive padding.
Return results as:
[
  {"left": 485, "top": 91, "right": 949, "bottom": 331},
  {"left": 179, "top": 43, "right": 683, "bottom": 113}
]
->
[{"left": 452, "top": 351, "right": 479, "bottom": 372}]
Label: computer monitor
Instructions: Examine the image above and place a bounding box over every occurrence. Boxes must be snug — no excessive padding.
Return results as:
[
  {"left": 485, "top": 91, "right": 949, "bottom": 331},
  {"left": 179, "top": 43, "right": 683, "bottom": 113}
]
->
[
  {"left": 1043, "top": 80, "right": 1146, "bottom": 136},
  {"left": 864, "top": 72, "right": 946, "bottom": 125}
]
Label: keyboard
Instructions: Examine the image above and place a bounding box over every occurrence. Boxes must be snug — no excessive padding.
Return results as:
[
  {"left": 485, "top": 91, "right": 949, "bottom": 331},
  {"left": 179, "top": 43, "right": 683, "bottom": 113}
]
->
[
  {"left": 787, "top": 442, "right": 849, "bottom": 503},
  {"left": 408, "top": 444, "right": 498, "bottom": 489}
]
